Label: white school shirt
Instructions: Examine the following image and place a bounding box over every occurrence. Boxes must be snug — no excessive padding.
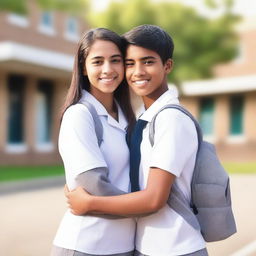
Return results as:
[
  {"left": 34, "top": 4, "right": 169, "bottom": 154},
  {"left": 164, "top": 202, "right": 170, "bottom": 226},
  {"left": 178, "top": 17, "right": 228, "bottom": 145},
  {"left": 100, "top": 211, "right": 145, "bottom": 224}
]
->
[
  {"left": 136, "top": 89, "right": 206, "bottom": 256},
  {"left": 53, "top": 90, "right": 136, "bottom": 254}
]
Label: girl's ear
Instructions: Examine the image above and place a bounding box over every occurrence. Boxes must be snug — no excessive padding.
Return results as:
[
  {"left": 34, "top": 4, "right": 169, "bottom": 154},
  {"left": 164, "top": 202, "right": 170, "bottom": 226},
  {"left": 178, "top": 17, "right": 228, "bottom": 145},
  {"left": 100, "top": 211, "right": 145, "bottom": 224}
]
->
[{"left": 164, "top": 59, "right": 173, "bottom": 74}]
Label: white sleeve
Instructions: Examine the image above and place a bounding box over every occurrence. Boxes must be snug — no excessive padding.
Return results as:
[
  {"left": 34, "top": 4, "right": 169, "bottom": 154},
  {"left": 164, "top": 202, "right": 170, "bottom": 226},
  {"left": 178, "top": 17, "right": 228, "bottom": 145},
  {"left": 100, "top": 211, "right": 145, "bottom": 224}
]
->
[
  {"left": 59, "top": 104, "right": 107, "bottom": 180},
  {"left": 149, "top": 109, "right": 198, "bottom": 177}
]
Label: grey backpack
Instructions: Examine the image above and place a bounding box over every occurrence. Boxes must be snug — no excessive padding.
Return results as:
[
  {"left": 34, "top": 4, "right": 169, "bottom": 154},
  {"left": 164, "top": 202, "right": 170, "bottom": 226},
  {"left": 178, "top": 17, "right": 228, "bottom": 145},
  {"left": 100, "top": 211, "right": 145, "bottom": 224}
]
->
[{"left": 149, "top": 104, "right": 237, "bottom": 242}]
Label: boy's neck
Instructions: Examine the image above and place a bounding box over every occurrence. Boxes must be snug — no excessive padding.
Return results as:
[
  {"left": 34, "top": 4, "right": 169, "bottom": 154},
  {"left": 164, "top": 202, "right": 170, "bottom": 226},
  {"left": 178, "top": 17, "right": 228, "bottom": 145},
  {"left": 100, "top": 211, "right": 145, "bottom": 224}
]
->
[{"left": 142, "top": 85, "right": 168, "bottom": 109}]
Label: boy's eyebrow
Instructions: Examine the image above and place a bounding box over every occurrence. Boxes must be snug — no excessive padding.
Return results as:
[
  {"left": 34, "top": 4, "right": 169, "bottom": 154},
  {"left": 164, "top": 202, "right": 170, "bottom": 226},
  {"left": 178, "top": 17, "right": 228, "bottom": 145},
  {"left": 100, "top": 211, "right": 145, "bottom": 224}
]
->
[
  {"left": 125, "top": 56, "right": 156, "bottom": 61},
  {"left": 125, "top": 58, "right": 134, "bottom": 62},
  {"left": 141, "top": 56, "right": 156, "bottom": 61}
]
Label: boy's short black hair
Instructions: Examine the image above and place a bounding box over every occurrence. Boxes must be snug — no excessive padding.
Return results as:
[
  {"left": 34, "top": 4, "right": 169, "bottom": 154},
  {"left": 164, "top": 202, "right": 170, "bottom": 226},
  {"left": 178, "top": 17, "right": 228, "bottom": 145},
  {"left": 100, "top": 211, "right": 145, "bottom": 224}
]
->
[{"left": 123, "top": 24, "right": 174, "bottom": 63}]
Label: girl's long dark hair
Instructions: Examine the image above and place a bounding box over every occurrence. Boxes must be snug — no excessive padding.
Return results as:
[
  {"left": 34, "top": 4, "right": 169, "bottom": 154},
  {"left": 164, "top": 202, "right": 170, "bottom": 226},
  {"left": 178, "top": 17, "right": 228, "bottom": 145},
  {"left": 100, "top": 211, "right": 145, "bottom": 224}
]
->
[{"left": 60, "top": 28, "right": 135, "bottom": 132}]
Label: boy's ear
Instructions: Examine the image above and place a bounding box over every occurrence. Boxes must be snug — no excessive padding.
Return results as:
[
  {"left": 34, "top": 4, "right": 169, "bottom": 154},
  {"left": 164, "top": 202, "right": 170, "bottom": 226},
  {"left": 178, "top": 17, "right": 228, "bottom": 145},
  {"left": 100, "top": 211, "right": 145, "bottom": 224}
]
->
[{"left": 164, "top": 59, "right": 173, "bottom": 74}]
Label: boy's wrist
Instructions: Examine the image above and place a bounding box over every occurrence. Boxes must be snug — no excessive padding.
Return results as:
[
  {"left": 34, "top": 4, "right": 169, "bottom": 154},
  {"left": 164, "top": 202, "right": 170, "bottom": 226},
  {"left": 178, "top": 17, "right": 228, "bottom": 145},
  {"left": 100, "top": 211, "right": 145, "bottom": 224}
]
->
[{"left": 87, "top": 194, "right": 97, "bottom": 213}]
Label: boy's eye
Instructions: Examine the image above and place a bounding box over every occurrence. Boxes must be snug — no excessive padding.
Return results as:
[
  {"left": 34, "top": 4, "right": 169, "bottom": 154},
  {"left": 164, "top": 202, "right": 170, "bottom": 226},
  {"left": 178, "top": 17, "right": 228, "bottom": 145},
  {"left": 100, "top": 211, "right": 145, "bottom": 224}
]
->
[
  {"left": 125, "top": 61, "right": 134, "bottom": 67},
  {"left": 143, "top": 60, "right": 154, "bottom": 65}
]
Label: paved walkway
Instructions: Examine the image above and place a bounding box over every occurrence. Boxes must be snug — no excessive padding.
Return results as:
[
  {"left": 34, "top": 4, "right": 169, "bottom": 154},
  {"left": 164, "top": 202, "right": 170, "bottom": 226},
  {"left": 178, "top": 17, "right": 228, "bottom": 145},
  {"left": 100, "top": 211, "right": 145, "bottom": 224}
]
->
[{"left": 0, "top": 174, "right": 255, "bottom": 256}]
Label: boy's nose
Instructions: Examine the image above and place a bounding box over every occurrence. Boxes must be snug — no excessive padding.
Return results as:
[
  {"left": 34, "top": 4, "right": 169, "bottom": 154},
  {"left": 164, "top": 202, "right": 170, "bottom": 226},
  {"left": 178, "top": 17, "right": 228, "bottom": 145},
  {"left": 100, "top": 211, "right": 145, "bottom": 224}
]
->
[{"left": 134, "top": 64, "right": 146, "bottom": 77}]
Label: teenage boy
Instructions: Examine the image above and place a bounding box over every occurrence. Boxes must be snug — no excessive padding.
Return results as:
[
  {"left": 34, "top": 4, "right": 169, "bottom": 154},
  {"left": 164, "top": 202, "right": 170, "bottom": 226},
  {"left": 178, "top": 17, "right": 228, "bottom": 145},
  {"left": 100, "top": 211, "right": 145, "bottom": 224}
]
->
[{"left": 66, "top": 25, "right": 208, "bottom": 256}]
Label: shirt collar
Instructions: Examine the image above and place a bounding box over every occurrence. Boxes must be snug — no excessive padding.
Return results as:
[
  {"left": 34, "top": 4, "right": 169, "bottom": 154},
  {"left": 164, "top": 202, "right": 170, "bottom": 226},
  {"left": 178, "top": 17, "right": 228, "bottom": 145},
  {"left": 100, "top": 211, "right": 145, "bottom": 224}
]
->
[
  {"left": 140, "top": 87, "right": 179, "bottom": 122},
  {"left": 80, "top": 90, "right": 128, "bottom": 131}
]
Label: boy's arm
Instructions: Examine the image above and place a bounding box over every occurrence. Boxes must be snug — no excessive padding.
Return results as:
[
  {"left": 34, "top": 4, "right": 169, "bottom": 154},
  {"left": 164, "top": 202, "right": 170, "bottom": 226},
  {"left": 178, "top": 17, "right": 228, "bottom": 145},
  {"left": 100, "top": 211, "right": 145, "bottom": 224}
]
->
[
  {"left": 67, "top": 110, "right": 197, "bottom": 216},
  {"left": 67, "top": 167, "right": 175, "bottom": 215}
]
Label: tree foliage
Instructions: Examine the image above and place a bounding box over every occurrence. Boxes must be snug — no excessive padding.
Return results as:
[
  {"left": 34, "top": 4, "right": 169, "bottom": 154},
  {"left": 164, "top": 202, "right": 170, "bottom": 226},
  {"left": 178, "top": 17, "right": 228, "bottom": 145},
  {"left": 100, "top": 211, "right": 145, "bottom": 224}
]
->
[
  {"left": 88, "top": 0, "right": 240, "bottom": 85},
  {"left": 0, "top": 0, "right": 27, "bottom": 14},
  {"left": 37, "top": 0, "right": 88, "bottom": 14},
  {"left": 0, "top": 0, "right": 88, "bottom": 15}
]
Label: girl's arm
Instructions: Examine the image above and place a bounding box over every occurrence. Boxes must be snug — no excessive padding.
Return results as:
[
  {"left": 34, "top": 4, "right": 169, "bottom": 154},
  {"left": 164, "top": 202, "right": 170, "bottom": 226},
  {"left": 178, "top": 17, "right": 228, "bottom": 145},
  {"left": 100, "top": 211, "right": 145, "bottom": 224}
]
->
[
  {"left": 66, "top": 167, "right": 175, "bottom": 215},
  {"left": 76, "top": 168, "right": 126, "bottom": 196}
]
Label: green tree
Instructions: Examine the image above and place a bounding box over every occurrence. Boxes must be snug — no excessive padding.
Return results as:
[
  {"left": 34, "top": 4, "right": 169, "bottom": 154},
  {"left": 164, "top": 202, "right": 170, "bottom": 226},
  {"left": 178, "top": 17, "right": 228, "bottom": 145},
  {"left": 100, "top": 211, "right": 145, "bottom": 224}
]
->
[
  {"left": 0, "top": 0, "right": 88, "bottom": 15},
  {"left": 88, "top": 0, "right": 240, "bottom": 86},
  {"left": 0, "top": 0, "right": 27, "bottom": 14}
]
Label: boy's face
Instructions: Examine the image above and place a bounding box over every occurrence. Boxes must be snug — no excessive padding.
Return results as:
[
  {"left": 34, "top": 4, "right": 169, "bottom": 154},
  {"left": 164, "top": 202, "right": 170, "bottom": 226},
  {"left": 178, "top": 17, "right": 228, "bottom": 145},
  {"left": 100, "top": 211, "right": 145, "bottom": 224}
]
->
[{"left": 125, "top": 45, "right": 172, "bottom": 100}]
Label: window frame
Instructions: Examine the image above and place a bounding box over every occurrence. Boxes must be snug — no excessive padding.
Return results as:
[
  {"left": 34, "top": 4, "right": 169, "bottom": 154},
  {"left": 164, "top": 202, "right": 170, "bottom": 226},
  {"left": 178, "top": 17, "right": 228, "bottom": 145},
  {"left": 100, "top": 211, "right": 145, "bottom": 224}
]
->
[{"left": 38, "top": 11, "right": 55, "bottom": 36}]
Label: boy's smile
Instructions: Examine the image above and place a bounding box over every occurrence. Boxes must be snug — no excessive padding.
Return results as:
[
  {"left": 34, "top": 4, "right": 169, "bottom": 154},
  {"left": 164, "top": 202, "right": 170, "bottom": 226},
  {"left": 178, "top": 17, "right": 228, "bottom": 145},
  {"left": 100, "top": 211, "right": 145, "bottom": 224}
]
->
[{"left": 125, "top": 44, "right": 173, "bottom": 107}]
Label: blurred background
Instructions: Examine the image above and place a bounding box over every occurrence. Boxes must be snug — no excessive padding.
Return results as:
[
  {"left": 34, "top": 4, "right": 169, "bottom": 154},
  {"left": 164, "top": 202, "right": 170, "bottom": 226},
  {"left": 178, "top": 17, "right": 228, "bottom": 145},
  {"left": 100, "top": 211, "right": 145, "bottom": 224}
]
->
[{"left": 0, "top": 0, "right": 255, "bottom": 255}]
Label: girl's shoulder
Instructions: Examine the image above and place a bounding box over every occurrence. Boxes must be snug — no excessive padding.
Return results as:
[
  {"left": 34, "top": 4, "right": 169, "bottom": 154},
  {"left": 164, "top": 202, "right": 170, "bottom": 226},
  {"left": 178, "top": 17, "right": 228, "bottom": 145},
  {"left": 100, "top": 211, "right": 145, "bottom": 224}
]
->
[{"left": 62, "top": 103, "right": 94, "bottom": 125}]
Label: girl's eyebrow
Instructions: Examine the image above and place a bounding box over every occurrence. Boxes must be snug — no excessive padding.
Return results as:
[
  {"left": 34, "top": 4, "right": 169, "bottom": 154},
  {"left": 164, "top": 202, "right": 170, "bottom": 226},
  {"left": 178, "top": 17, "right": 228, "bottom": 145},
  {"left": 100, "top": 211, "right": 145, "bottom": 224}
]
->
[
  {"left": 91, "top": 54, "right": 122, "bottom": 60},
  {"left": 110, "top": 54, "right": 122, "bottom": 58},
  {"left": 91, "top": 56, "right": 103, "bottom": 60}
]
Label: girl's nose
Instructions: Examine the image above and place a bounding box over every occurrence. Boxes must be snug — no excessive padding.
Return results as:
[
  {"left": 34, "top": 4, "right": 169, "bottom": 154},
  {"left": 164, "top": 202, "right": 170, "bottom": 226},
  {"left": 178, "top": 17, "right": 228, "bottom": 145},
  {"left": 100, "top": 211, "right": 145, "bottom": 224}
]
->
[{"left": 102, "top": 62, "right": 113, "bottom": 74}]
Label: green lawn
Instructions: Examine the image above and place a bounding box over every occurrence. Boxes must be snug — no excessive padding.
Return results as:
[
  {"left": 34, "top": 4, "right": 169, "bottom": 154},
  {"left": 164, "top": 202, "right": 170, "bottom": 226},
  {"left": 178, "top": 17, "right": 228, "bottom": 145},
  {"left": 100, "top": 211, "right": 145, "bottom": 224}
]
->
[
  {"left": 223, "top": 162, "right": 256, "bottom": 174},
  {"left": 0, "top": 166, "right": 64, "bottom": 182},
  {"left": 0, "top": 162, "right": 255, "bottom": 183}
]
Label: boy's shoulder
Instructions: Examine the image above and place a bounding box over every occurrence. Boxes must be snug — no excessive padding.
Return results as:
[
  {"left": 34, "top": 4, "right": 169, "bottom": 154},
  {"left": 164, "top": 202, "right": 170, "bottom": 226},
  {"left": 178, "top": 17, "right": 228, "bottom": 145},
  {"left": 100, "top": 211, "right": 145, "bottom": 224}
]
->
[{"left": 154, "top": 106, "right": 195, "bottom": 128}]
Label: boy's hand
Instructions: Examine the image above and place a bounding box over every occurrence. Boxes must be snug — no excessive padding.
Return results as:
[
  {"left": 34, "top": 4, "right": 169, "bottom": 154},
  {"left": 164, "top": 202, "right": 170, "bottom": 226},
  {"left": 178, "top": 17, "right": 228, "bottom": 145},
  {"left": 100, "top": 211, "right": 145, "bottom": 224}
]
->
[{"left": 64, "top": 185, "right": 91, "bottom": 215}]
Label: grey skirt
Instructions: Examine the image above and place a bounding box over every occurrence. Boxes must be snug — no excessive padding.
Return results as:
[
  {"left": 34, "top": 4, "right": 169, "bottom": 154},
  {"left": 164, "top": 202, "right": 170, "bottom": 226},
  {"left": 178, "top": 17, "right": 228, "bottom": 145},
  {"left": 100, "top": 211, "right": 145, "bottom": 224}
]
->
[
  {"left": 51, "top": 246, "right": 134, "bottom": 256},
  {"left": 134, "top": 248, "right": 208, "bottom": 256}
]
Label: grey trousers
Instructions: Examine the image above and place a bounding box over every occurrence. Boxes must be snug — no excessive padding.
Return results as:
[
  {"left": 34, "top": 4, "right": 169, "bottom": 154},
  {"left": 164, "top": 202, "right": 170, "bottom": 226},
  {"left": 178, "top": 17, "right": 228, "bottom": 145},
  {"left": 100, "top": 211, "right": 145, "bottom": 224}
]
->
[
  {"left": 134, "top": 248, "right": 208, "bottom": 256},
  {"left": 51, "top": 246, "right": 134, "bottom": 256}
]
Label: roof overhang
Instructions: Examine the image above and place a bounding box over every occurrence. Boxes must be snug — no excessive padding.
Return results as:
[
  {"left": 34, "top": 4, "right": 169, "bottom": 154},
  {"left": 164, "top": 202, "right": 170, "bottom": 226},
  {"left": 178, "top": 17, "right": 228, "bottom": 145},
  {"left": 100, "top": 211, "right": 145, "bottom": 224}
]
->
[
  {"left": 181, "top": 75, "right": 256, "bottom": 96},
  {"left": 0, "top": 41, "right": 74, "bottom": 75}
]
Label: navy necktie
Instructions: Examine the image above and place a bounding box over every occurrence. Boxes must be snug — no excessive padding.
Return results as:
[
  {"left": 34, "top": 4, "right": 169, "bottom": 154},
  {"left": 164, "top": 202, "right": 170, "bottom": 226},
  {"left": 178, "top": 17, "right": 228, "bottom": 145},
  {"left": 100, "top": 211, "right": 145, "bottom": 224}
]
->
[{"left": 129, "top": 119, "right": 148, "bottom": 192}]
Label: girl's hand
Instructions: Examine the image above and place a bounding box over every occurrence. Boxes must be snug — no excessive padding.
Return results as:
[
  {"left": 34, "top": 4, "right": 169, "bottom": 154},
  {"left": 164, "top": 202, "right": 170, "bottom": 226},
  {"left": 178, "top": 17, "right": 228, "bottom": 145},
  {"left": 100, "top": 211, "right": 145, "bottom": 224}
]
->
[{"left": 64, "top": 185, "right": 92, "bottom": 215}]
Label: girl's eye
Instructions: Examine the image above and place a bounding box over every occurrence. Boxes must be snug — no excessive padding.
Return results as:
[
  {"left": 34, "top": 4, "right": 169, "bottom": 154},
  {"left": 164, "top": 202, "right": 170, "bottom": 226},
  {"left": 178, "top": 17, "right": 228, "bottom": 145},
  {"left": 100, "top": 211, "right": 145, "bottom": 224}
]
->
[
  {"left": 92, "top": 60, "right": 103, "bottom": 65},
  {"left": 112, "top": 58, "right": 121, "bottom": 63}
]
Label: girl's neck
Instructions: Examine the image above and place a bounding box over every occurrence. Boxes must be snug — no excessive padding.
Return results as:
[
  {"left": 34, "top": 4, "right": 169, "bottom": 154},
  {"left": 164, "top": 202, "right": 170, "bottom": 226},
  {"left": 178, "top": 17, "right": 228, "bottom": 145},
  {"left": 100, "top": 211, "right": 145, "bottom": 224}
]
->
[{"left": 90, "top": 88, "right": 118, "bottom": 120}]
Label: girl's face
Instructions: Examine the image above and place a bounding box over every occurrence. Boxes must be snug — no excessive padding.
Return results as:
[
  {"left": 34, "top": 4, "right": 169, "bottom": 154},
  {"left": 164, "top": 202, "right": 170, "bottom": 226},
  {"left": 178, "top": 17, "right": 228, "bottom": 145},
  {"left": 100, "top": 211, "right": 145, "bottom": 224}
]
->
[{"left": 84, "top": 40, "right": 124, "bottom": 97}]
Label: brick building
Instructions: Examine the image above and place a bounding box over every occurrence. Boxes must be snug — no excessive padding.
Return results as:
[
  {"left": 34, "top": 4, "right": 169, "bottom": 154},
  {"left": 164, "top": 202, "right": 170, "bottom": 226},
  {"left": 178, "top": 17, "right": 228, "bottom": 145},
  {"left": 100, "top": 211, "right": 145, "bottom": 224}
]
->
[
  {"left": 180, "top": 18, "right": 256, "bottom": 162},
  {"left": 0, "top": 0, "right": 88, "bottom": 165}
]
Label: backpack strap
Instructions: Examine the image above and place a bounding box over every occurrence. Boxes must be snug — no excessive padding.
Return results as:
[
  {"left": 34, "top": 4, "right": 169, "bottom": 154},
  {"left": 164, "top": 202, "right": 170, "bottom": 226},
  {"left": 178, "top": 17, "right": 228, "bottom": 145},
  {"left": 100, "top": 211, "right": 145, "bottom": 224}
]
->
[
  {"left": 149, "top": 104, "right": 202, "bottom": 230},
  {"left": 79, "top": 101, "right": 103, "bottom": 146},
  {"left": 170, "top": 183, "right": 201, "bottom": 230},
  {"left": 149, "top": 104, "right": 203, "bottom": 147}
]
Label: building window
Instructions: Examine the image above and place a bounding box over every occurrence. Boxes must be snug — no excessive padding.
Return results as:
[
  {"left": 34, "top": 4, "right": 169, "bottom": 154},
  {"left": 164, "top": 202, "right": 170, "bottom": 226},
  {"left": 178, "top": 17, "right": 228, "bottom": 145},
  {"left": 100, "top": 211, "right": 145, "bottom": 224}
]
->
[
  {"left": 233, "top": 42, "right": 245, "bottom": 64},
  {"left": 64, "top": 17, "right": 79, "bottom": 41},
  {"left": 7, "top": 13, "right": 29, "bottom": 27},
  {"left": 229, "top": 95, "right": 244, "bottom": 135},
  {"left": 6, "top": 74, "right": 27, "bottom": 153},
  {"left": 199, "top": 97, "right": 214, "bottom": 136},
  {"left": 35, "top": 80, "right": 53, "bottom": 151},
  {"left": 38, "top": 11, "right": 55, "bottom": 36}
]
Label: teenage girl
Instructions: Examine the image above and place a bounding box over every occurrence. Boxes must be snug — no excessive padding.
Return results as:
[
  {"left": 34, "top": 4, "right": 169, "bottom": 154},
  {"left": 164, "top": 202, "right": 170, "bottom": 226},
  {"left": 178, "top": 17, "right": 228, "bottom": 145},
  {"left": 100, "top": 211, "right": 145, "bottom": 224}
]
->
[{"left": 51, "top": 28, "right": 136, "bottom": 256}]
